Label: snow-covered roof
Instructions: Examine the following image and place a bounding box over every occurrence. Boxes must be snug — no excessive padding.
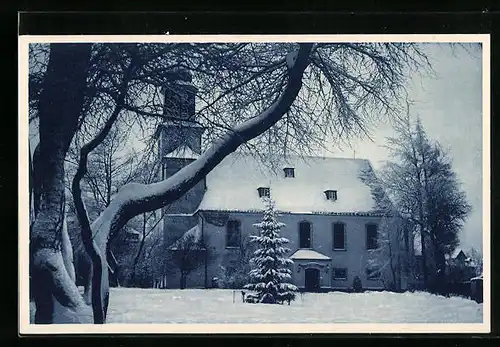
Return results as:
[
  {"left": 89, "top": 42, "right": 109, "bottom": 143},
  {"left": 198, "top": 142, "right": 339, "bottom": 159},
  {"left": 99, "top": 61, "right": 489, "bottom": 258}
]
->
[
  {"left": 290, "top": 249, "right": 331, "bottom": 260},
  {"left": 197, "top": 154, "right": 378, "bottom": 214},
  {"left": 165, "top": 145, "right": 200, "bottom": 160},
  {"left": 168, "top": 225, "right": 205, "bottom": 251}
]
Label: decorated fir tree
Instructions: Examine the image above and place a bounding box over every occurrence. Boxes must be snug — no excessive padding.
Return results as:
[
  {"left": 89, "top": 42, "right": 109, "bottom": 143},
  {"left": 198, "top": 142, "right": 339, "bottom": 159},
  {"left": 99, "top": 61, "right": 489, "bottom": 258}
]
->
[{"left": 244, "top": 198, "right": 298, "bottom": 304}]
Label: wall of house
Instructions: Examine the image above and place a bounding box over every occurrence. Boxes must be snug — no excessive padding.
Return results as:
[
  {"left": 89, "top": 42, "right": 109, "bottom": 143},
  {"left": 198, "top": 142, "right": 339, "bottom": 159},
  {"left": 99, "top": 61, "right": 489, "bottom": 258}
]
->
[
  {"left": 161, "top": 156, "right": 206, "bottom": 245},
  {"left": 196, "top": 211, "right": 412, "bottom": 291}
]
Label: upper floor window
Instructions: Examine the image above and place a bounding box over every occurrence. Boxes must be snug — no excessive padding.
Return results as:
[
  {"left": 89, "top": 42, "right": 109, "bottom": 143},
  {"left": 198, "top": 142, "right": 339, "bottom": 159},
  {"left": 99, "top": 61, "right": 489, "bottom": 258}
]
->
[
  {"left": 333, "top": 223, "right": 346, "bottom": 250},
  {"left": 257, "top": 187, "right": 270, "bottom": 198},
  {"left": 366, "top": 223, "right": 378, "bottom": 250},
  {"left": 324, "top": 190, "right": 337, "bottom": 201},
  {"left": 226, "top": 220, "right": 241, "bottom": 248},
  {"left": 283, "top": 167, "right": 295, "bottom": 178},
  {"left": 299, "top": 221, "right": 312, "bottom": 248}
]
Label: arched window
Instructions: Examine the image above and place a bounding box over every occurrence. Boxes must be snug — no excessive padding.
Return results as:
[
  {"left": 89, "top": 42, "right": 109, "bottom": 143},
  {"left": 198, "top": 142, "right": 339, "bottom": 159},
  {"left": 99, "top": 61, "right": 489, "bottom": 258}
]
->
[
  {"left": 366, "top": 223, "right": 378, "bottom": 250},
  {"left": 226, "top": 220, "right": 241, "bottom": 248},
  {"left": 299, "top": 221, "right": 312, "bottom": 248},
  {"left": 332, "top": 222, "right": 346, "bottom": 250}
]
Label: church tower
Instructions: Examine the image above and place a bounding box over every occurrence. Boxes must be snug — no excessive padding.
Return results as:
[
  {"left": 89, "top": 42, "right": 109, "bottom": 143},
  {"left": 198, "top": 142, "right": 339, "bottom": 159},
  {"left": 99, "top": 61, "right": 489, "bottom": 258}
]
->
[{"left": 157, "top": 70, "right": 205, "bottom": 247}]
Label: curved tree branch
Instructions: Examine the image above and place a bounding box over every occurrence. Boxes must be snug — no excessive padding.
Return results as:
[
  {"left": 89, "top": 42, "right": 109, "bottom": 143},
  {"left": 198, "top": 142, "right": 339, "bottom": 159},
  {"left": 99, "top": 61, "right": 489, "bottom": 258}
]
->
[
  {"left": 71, "top": 62, "right": 133, "bottom": 323},
  {"left": 90, "top": 43, "right": 313, "bottom": 319}
]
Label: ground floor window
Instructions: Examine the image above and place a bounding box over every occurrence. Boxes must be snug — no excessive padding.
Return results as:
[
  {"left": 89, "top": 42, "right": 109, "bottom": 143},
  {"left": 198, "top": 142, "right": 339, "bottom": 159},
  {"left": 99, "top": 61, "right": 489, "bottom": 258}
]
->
[
  {"left": 366, "top": 266, "right": 381, "bottom": 280},
  {"left": 332, "top": 268, "right": 348, "bottom": 280}
]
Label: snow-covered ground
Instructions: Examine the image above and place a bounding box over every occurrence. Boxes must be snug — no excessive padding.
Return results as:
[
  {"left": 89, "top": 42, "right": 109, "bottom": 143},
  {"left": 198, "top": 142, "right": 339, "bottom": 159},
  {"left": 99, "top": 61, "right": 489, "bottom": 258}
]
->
[{"left": 106, "top": 288, "right": 483, "bottom": 324}]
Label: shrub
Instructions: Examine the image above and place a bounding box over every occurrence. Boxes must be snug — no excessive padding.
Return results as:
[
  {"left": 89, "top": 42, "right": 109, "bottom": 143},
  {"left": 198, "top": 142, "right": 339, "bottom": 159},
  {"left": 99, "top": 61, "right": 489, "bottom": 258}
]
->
[{"left": 352, "top": 276, "right": 363, "bottom": 292}]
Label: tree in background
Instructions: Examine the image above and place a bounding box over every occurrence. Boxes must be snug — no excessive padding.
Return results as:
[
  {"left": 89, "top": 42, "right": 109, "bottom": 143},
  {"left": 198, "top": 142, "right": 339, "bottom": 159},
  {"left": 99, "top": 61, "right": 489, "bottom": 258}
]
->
[
  {"left": 380, "top": 111, "right": 471, "bottom": 293},
  {"left": 244, "top": 198, "right": 297, "bottom": 304},
  {"left": 360, "top": 164, "right": 413, "bottom": 292},
  {"left": 134, "top": 226, "right": 168, "bottom": 288},
  {"left": 166, "top": 230, "right": 216, "bottom": 289},
  {"left": 218, "top": 237, "right": 255, "bottom": 289}
]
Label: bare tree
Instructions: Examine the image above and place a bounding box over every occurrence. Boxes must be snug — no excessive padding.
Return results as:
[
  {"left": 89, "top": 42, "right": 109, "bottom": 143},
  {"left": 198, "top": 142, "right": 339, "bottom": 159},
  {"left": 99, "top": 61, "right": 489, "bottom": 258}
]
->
[
  {"left": 167, "top": 232, "right": 216, "bottom": 289},
  {"left": 366, "top": 216, "right": 409, "bottom": 291},
  {"left": 127, "top": 209, "right": 168, "bottom": 287},
  {"left": 29, "top": 43, "right": 93, "bottom": 324},
  {"left": 218, "top": 237, "right": 255, "bottom": 289},
  {"left": 28, "top": 42, "right": 430, "bottom": 323},
  {"left": 360, "top": 164, "right": 411, "bottom": 291}
]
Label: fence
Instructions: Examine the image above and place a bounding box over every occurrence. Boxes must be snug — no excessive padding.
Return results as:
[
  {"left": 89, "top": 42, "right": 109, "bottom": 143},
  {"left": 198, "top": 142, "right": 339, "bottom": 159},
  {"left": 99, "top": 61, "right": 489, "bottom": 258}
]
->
[{"left": 470, "top": 277, "right": 483, "bottom": 303}]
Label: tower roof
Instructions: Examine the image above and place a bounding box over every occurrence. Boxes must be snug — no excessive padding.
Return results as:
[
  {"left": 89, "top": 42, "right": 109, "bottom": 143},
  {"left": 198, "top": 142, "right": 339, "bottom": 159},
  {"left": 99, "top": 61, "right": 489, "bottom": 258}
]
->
[{"left": 165, "top": 144, "right": 200, "bottom": 160}]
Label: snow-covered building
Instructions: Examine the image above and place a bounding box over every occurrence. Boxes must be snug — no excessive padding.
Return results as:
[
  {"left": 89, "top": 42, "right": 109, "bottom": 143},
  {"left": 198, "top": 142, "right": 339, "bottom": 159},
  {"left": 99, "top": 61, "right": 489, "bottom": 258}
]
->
[{"left": 156, "top": 73, "right": 413, "bottom": 291}]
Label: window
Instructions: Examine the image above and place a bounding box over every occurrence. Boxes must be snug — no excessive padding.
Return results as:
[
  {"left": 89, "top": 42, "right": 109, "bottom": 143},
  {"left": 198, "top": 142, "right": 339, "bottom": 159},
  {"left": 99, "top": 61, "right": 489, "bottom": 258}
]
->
[
  {"left": 366, "top": 266, "right": 381, "bottom": 280},
  {"left": 283, "top": 167, "right": 295, "bottom": 178},
  {"left": 324, "top": 190, "right": 338, "bottom": 201},
  {"left": 333, "top": 223, "right": 346, "bottom": 250},
  {"left": 226, "top": 220, "right": 241, "bottom": 248},
  {"left": 299, "top": 221, "right": 312, "bottom": 248},
  {"left": 257, "top": 187, "right": 270, "bottom": 198},
  {"left": 332, "top": 268, "right": 348, "bottom": 280},
  {"left": 366, "top": 223, "right": 378, "bottom": 250}
]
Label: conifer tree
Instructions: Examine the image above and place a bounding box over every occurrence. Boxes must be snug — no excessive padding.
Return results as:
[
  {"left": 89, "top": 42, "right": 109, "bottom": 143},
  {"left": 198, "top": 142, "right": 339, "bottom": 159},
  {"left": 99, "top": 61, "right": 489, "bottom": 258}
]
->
[{"left": 244, "top": 198, "right": 298, "bottom": 304}]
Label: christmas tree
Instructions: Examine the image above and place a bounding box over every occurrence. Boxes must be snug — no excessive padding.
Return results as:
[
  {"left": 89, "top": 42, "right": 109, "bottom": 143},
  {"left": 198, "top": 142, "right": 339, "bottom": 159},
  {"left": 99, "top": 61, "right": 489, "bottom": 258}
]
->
[{"left": 244, "top": 198, "right": 298, "bottom": 304}]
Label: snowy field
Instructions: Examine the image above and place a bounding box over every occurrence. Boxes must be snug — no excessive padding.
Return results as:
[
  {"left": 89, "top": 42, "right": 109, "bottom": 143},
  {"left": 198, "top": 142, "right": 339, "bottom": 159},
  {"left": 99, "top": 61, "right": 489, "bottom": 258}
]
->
[{"left": 105, "top": 288, "right": 483, "bottom": 324}]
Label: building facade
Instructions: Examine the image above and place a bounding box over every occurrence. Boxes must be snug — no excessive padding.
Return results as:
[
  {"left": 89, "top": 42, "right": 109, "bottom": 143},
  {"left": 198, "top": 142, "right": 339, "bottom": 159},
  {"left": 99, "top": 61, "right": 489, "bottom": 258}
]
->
[{"left": 157, "top": 74, "right": 413, "bottom": 292}]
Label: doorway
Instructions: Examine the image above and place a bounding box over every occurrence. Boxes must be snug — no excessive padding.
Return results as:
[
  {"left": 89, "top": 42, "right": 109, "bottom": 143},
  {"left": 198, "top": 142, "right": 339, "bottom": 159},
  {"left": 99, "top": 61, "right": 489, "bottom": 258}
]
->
[{"left": 304, "top": 268, "right": 320, "bottom": 292}]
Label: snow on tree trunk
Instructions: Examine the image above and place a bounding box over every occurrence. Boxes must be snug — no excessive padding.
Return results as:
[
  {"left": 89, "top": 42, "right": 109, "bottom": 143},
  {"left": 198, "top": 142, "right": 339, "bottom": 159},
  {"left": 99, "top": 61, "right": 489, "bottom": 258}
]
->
[
  {"left": 30, "top": 43, "right": 92, "bottom": 323},
  {"left": 87, "top": 43, "right": 313, "bottom": 317},
  {"left": 61, "top": 212, "right": 76, "bottom": 283},
  {"left": 244, "top": 198, "right": 298, "bottom": 304}
]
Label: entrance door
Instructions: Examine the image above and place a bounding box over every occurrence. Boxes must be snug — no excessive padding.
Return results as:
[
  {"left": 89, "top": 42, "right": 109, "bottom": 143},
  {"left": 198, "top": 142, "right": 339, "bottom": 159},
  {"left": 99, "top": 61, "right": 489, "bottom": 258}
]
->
[{"left": 304, "top": 268, "right": 320, "bottom": 292}]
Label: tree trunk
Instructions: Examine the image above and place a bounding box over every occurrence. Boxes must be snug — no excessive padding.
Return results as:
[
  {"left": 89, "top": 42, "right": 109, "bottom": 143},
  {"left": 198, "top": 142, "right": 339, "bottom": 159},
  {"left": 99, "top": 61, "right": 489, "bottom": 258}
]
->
[
  {"left": 30, "top": 43, "right": 92, "bottom": 323},
  {"left": 180, "top": 273, "right": 187, "bottom": 289},
  {"left": 433, "top": 247, "right": 447, "bottom": 295},
  {"left": 61, "top": 212, "right": 76, "bottom": 283},
  {"left": 420, "top": 226, "right": 428, "bottom": 288}
]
